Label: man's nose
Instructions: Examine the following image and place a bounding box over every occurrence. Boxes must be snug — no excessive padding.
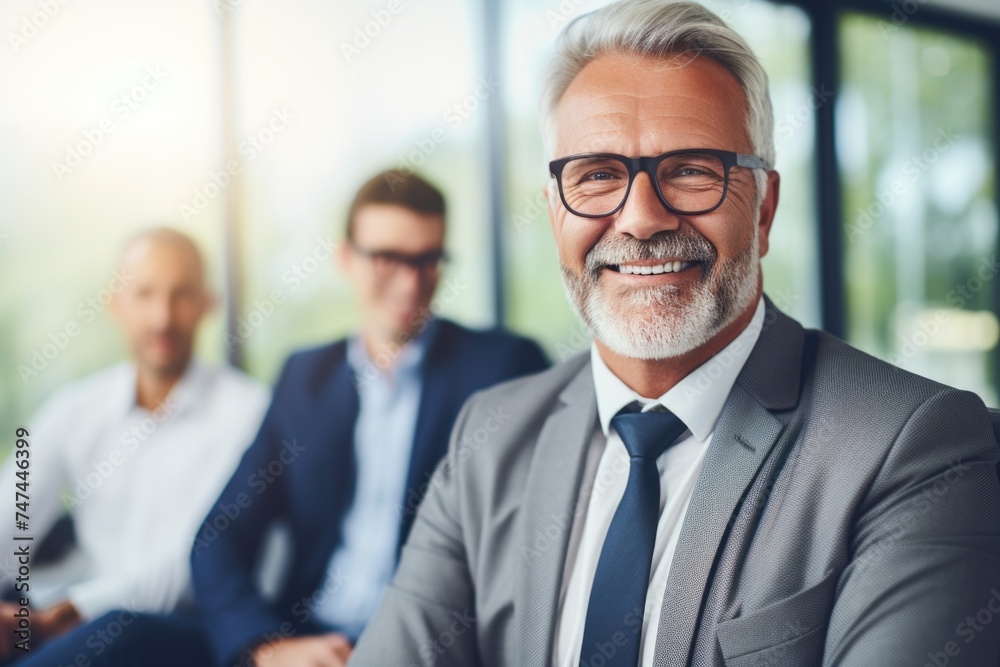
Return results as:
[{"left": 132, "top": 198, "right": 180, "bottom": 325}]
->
[
  {"left": 393, "top": 264, "right": 424, "bottom": 294},
  {"left": 612, "top": 171, "right": 682, "bottom": 240},
  {"left": 150, "top": 298, "right": 172, "bottom": 325},
  {"left": 149, "top": 297, "right": 174, "bottom": 327}
]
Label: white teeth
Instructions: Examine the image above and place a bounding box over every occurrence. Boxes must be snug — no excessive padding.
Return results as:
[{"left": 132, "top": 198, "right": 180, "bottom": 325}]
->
[{"left": 617, "top": 260, "right": 692, "bottom": 274}]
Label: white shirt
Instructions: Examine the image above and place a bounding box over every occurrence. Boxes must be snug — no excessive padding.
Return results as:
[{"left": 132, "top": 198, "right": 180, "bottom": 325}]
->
[
  {"left": 0, "top": 359, "right": 269, "bottom": 620},
  {"left": 554, "top": 297, "right": 765, "bottom": 667}
]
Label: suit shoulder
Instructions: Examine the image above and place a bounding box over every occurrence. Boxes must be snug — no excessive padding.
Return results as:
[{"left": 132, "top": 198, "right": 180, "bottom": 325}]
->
[
  {"left": 284, "top": 339, "right": 346, "bottom": 365},
  {"left": 805, "top": 329, "right": 978, "bottom": 434},
  {"left": 811, "top": 329, "right": 952, "bottom": 397},
  {"left": 436, "top": 319, "right": 539, "bottom": 351},
  {"left": 280, "top": 340, "right": 347, "bottom": 376},
  {"left": 461, "top": 351, "right": 588, "bottom": 415},
  {"left": 433, "top": 320, "right": 549, "bottom": 378}
]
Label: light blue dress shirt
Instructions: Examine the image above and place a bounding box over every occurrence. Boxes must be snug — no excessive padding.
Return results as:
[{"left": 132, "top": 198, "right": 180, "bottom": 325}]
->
[{"left": 311, "top": 323, "right": 433, "bottom": 640}]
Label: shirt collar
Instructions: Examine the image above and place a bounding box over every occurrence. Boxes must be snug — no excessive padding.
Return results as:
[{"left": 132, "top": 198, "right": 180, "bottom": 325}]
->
[
  {"left": 591, "top": 296, "right": 765, "bottom": 442},
  {"left": 109, "top": 357, "right": 207, "bottom": 421},
  {"left": 347, "top": 317, "right": 438, "bottom": 381}
]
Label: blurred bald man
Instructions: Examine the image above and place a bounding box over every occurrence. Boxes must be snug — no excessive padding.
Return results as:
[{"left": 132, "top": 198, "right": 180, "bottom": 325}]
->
[{"left": 0, "top": 228, "right": 269, "bottom": 662}]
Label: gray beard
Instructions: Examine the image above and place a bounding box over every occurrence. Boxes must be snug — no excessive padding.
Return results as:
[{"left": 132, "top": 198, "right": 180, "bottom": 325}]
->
[{"left": 560, "top": 229, "right": 760, "bottom": 360}]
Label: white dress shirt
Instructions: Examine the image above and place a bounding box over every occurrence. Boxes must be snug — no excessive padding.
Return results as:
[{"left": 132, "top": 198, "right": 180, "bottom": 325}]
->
[
  {"left": 554, "top": 297, "right": 765, "bottom": 667},
  {"left": 0, "top": 359, "right": 269, "bottom": 620}
]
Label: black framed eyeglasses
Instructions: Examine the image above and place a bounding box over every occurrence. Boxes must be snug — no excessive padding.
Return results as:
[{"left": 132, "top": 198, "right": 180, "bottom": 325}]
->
[
  {"left": 349, "top": 243, "right": 448, "bottom": 278},
  {"left": 548, "top": 148, "right": 769, "bottom": 218}
]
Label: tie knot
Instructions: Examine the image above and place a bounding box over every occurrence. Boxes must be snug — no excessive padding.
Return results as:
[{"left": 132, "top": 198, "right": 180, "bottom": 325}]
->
[{"left": 610, "top": 403, "right": 688, "bottom": 460}]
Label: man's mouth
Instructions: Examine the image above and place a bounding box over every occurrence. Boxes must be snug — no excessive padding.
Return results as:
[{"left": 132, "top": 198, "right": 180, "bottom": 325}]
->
[{"left": 607, "top": 260, "right": 700, "bottom": 275}]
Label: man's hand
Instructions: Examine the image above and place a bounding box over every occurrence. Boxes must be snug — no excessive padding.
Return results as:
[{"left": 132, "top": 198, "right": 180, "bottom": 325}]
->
[
  {"left": 0, "top": 602, "right": 25, "bottom": 661},
  {"left": 0, "top": 599, "right": 79, "bottom": 660},
  {"left": 252, "top": 633, "right": 353, "bottom": 667},
  {"left": 35, "top": 600, "right": 81, "bottom": 642}
]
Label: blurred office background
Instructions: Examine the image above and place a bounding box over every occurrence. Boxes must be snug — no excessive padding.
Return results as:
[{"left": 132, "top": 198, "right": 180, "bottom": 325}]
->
[{"left": 1, "top": 0, "right": 997, "bottom": 445}]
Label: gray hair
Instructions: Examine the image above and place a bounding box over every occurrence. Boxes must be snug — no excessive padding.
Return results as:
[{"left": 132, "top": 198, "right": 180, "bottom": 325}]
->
[{"left": 540, "top": 0, "right": 775, "bottom": 179}]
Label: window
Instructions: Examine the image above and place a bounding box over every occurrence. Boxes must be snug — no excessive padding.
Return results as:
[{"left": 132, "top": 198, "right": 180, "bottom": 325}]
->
[
  {"left": 0, "top": 0, "right": 225, "bottom": 446},
  {"left": 839, "top": 13, "right": 997, "bottom": 403}
]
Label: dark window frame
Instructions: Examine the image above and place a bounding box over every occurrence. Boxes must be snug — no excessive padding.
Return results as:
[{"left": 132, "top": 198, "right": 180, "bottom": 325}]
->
[{"left": 788, "top": 0, "right": 1000, "bottom": 340}]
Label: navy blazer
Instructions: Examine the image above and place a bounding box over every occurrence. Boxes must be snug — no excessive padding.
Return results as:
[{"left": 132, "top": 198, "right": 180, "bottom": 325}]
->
[{"left": 190, "top": 320, "right": 549, "bottom": 666}]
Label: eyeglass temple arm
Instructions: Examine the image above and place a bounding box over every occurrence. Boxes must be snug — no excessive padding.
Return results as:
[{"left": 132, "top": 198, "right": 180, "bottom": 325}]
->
[{"left": 736, "top": 154, "right": 770, "bottom": 169}]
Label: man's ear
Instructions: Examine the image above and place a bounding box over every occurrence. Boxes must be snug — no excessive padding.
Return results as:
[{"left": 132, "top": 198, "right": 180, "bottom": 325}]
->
[
  {"left": 109, "top": 281, "right": 125, "bottom": 323},
  {"left": 544, "top": 180, "right": 561, "bottom": 235},
  {"left": 757, "top": 170, "right": 780, "bottom": 259},
  {"left": 338, "top": 239, "right": 352, "bottom": 276},
  {"left": 199, "top": 289, "right": 217, "bottom": 317}
]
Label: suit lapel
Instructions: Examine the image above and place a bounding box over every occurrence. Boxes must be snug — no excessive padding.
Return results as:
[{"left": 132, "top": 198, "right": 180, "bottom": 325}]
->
[
  {"left": 516, "top": 357, "right": 597, "bottom": 666},
  {"left": 298, "top": 346, "right": 361, "bottom": 592},
  {"left": 651, "top": 385, "right": 784, "bottom": 663},
  {"left": 652, "top": 297, "right": 805, "bottom": 664},
  {"left": 401, "top": 324, "right": 452, "bottom": 551}
]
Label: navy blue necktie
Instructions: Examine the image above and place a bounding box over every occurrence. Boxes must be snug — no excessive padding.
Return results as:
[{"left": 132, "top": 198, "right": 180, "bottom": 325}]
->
[{"left": 579, "top": 403, "right": 688, "bottom": 667}]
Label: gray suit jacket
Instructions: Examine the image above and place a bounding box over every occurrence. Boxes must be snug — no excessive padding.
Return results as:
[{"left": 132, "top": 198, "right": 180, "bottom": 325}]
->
[{"left": 351, "top": 297, "right": 1000, "bottom": 666}]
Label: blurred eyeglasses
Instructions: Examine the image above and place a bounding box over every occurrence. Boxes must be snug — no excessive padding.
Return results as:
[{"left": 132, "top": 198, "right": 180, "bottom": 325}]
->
[
  {"left": 548, "top": 148, "right": 769, "bottom": 218},
  {"left": 350, "top": 243, "right": 447, "bottom": 279}
]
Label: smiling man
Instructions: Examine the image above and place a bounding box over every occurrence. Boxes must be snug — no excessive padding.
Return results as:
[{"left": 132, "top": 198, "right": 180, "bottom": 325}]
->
[
  {"left": 350, "top": 2, "right": 1000, "bottom": 666},
  {"left": 0, "top": 228, "right": 269, "bottom": 664}
]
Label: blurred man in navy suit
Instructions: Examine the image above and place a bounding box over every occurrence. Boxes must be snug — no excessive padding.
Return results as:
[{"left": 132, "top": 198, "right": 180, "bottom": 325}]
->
[
  {"left": 193, "top": 170, "right": 548, "bottom": 667},
  {"left": 19, "top": 170, "right": 548, "bottom": 667}
]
